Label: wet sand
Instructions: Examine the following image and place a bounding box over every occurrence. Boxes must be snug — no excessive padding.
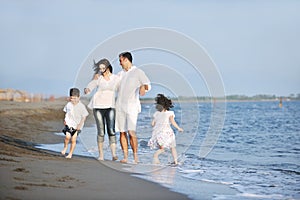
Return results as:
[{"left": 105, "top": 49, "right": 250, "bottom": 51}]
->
[{"left": 0, "top": 100, "right": 191, "bottom": 200}]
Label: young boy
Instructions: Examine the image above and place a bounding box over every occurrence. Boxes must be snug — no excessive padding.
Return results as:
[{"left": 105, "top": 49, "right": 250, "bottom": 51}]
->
[{"left": 61, "top": 88, "right": 89, "bottom": 158}]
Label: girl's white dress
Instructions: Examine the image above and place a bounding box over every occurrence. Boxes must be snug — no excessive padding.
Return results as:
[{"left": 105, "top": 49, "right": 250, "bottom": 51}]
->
[{"left": 148, "top": 111, "right": 176, "bottom": 149}]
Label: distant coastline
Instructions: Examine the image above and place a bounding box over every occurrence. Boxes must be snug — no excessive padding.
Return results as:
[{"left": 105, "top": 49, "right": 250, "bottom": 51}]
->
[
  {"left": 140, "top": 94, "right": 300, "bottom": 103},
  {"left": 1, "top": 88, "right": 299, "bottom": 103}
]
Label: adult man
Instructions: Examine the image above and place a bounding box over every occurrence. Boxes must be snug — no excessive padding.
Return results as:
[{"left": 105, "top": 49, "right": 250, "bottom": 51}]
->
[{"left": 116, "top": 52, "right": 151, "bottom": 163}]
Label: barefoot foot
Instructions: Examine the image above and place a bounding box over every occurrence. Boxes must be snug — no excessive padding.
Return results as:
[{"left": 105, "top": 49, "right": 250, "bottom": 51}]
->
[
  {"left": 112, "top": 156, "right": 118, "bottom": 161},
  {"left": 153, "top": 158, "right": 160, "bottom": 164},
  {"left": 97, "top": 157, "right": 104, "bottom": 161},
  {"left": 65, "top": 154, "right": 72, "bottom": 159},
  {"left": 61, "top": 149, "right": 67, "bottom": 156},
  {"left": 133, "top": 153, "right": 139, "bottom": 164},
  {"left": 133, "top": 159, "right": 139, "bottom": 164}
]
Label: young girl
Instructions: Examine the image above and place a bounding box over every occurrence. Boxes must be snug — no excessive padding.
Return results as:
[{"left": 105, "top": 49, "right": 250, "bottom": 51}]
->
[{"left": 148, "top": 94, "right": 183, "bottom": 165}]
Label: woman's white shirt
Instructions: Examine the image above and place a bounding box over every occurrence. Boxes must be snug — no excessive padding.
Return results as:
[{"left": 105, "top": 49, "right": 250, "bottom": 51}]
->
[{"left": 86, "top": 74, "right": 120, "bottom": 109}]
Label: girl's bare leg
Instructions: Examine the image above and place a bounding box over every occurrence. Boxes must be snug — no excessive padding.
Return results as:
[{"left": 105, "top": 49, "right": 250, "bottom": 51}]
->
[
  {"left": 171, "top": 147, "right": 178, "bottom": 164},
  {"left": 153, "top": 148, "right": 164, "bottom": 164}
]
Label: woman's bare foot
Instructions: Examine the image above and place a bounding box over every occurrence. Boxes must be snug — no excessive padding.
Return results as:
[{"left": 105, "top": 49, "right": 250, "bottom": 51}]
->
[
  {"left": 97, "top": 156, "right": 104, "bottom": 161},
  {"left": 120, "top": 159, "right": 127, "bottom": 163}
]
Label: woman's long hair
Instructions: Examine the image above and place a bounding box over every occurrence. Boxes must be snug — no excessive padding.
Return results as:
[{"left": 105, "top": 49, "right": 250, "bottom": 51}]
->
[{"left": 93, "top": 58, "right": 113, "bottom": 75}]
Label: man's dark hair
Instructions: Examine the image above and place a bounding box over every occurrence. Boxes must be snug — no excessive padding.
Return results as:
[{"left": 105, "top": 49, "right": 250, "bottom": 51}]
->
[
  {"left": 69, "top": 88, "right": 80, "bottom": 97},
  {"left": 119, "top": 52, "right": 133, "bottom": 63}
]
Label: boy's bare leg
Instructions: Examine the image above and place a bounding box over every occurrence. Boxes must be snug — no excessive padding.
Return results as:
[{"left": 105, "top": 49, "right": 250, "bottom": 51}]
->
[
  {"left": 171, "top": 147, "right": 178, "bottom": 164},
  {"left": 61, "top": 133, "right": 71, "bottom": 155},
  {"left": 66, "top": 132, "right": 77, "bottom": 159},
  {"left": 97, "top": 142, "right": 104, "bottom": 161},
  {"left": 129, "top": 130, "right": 138, "bottom": 164},
  {"left": 120, "top": 132, "right": 128, "bottom": 163}
]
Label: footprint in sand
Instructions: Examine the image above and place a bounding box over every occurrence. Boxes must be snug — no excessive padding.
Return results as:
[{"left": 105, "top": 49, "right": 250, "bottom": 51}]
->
[
  {"left": 13, "top": 167, "right": 29, "bottom": 173},
  {"left": 56, "top": 175, "right": 76, "bottom": 182},
  {"left": 14, "top": 186, "right": 28, "bottom": 190}
]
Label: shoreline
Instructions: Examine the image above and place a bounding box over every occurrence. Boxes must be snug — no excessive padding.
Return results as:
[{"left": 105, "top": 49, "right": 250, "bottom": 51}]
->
[
  {"left": 0, "top": 100, "right": 191, "bottom": 200},
  {"left": 0, "top": 100, "right": 241, "bottom": 200}
]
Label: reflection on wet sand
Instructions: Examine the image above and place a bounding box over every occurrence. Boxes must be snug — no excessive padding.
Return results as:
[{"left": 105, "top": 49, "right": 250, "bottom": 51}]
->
[{"left": 149, "top": 166, "right": 177, "bottom": 186}]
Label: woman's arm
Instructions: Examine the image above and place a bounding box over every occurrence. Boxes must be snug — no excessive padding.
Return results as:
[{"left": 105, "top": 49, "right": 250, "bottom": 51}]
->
[{"left": 84, "top": 79, "right": 98, "bottom": 95}]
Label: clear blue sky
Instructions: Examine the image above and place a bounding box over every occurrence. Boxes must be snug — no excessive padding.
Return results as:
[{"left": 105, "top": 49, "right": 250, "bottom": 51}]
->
[{"left": 1, "top": 0, "right": 299, "bottom": 97}]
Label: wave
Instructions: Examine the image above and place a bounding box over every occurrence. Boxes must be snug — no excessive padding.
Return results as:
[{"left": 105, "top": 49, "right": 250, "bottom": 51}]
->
[{"left": 272, "top": 168, "right": 300, "bottom": 176}]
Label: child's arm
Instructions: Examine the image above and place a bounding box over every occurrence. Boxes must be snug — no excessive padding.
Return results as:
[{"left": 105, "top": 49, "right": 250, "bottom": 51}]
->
[
  {"left": 170, "top": 115, "right": 183, "bottom": 132},
  {"left": 151, "top": 119, "right": 156, "bottom": 127},
  {"left": 76, "top": 116, "right": 87, "bottom": 131}
]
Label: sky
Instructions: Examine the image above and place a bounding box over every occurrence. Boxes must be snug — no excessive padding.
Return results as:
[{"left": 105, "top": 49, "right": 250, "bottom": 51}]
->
[{"left": 0, "top": 0, "right": 299, "bottom": 98}]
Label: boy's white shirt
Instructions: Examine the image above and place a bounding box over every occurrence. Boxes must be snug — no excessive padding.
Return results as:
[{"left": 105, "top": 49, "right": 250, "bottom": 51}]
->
[{"left": 64, "top": 101, "right": 89, "bottom": 129}]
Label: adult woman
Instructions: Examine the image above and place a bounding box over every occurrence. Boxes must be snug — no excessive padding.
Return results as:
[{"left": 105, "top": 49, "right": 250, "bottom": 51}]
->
[{"left": 84, "top": 58, "right": 120, "bottom": 161}]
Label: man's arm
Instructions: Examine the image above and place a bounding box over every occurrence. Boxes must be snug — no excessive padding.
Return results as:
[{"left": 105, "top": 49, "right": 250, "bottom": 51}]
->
[{"left": 139, "top": 84, "right": 149, "bottom": 96}]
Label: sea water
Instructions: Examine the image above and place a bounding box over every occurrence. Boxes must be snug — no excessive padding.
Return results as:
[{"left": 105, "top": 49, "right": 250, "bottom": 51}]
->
[{"left": 37, "top": 101, "right": 300, "bottom": 200}]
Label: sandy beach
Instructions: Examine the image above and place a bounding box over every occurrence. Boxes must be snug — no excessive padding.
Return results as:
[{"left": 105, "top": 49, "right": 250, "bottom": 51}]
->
[{"left": 0, "top": 100, "right": 191, "bottom": 200}]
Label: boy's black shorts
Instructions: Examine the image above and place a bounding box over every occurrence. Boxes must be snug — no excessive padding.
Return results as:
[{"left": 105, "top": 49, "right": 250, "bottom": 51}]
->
[{"left": 62, "top": 125, "right": 81, "bottom": 136}]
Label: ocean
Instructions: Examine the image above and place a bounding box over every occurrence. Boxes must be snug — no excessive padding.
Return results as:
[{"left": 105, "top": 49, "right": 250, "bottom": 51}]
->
[{"left": 38, "top": 100, "right": 300, "bottom": 200}]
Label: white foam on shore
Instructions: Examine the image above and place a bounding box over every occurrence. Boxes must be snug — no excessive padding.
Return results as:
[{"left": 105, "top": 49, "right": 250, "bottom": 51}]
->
[
  {"left": 36, "top": 130, "right": 95, "bottom": 158},
  {"left": 36, "top": 140, "right": 94, "bottom": 158},
  {"left": 238, "top": 193, "right": 286, "bottom": 199}
]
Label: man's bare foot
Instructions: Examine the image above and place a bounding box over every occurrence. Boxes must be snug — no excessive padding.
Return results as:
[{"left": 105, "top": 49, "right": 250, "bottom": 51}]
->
[
  {"left": 61, "top": 149, "right": 67, "bottom": 156},
  {"left": 133, "top": 158, "right": 139, "bottom": 164},
  {"left": 112, "top": 156, "right": 118, "bottom": 161},
  {"left": 65, "top": 154, "right": 72, "bottom": 159},
  {"left": 133, "top": 153, "right": 139, "bottom": 164},
  {"left": 120, "top": 159, "right": 127, "bottom": 163}
]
